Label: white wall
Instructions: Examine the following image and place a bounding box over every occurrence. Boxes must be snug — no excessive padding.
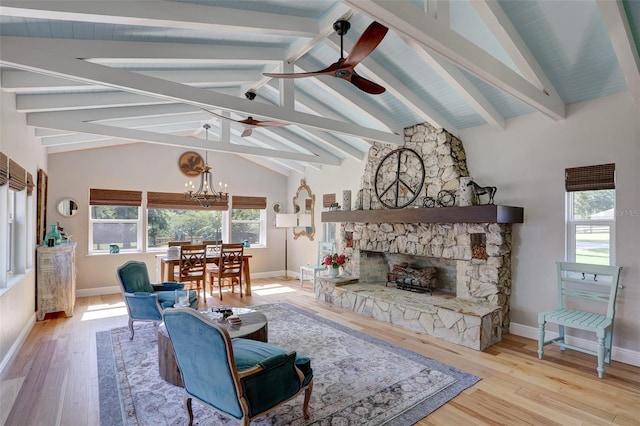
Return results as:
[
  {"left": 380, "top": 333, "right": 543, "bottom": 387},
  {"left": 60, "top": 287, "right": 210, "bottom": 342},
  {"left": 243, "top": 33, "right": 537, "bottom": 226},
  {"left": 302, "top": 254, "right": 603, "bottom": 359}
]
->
[
  {"left": 459, "top": 92, "right": 640, "bottom": 353},
  {"left": 47, "top": 143, "right": 289, "bottom": 293},
  {"left": 0, "top": 90, "right": 47, "bottom": 369}
]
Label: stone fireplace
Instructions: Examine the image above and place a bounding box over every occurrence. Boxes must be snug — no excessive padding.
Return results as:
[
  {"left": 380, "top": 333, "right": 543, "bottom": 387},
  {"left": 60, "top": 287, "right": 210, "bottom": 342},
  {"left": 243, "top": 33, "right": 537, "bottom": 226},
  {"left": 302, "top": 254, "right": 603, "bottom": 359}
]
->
[{"left": 319, "top": 123, "right": 522, "bottom": 351}]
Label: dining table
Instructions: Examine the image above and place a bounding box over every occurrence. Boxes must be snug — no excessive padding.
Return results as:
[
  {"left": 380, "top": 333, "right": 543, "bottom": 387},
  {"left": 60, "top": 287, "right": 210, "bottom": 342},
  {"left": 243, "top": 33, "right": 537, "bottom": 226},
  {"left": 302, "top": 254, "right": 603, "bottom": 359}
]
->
[{"left": 156, "top": 253, "right": 254, "bottom": 296}]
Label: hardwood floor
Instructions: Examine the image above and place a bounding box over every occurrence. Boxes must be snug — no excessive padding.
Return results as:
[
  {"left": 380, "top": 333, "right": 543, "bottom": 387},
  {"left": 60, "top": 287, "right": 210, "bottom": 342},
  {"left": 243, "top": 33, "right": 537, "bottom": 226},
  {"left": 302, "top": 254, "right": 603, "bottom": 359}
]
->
[{"left": 2, "top": 277, "right": 638, "bottom": 425}]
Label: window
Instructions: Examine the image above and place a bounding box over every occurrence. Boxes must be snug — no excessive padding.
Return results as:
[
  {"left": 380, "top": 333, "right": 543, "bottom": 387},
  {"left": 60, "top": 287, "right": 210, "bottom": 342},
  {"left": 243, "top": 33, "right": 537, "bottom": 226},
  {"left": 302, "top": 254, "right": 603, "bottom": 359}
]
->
[
  {"left": 231, "top": 196, "right": 267, "bottom": 246},
  {"left": 231, "top": 208, "right": 264, "bottom": 245},
  {"left": 322, "top": 222, "right": 336, "bottom": 243},
  {"left": 148, "top": 209, "right": 223, "bottom": 249},
  {"left": 6, "top": 190, "right": 15, "bottom": 274},
  {"left": 1, "top": 153, "right": 32, "bottom": 288},
  {"left": 565, "top": 164, "right": 615, "bottom": 265},
  {"left": 89, "top": 189, "right": 142, "bottom": 253},
  {"left": 147, "top": 191, "right": 226, "bottom": 249}
]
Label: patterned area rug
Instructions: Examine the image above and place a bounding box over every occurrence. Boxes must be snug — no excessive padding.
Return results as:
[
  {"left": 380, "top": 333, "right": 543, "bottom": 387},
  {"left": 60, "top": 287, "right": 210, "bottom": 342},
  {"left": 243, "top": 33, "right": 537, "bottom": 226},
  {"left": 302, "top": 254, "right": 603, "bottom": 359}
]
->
[{"left": 97, "top": 303, "right": 479, "bottom": 425}]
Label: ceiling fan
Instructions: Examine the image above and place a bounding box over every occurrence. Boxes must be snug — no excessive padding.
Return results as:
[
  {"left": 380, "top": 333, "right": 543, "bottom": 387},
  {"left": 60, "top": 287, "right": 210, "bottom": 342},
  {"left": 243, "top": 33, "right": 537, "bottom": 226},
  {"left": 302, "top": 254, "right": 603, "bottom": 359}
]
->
[
  {"left": 263, "top": 19, "right": 388, "bottom": 94},
  {"left": 201, "top": 108, "right": 288, "bottom": 137}
]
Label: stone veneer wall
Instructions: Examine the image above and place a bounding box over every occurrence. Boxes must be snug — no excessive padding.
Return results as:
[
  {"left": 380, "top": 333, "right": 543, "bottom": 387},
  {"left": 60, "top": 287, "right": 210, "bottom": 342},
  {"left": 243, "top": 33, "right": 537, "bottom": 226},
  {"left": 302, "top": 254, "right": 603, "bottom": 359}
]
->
[
  {"left": 360, "top": 123, "right": 469, "bottom": 209},
  {"left": 342, "top": 222, "right": 513, "bottom": 331},
  {"left": 339, "top": 123, "right": 514, "bottom": 332}
]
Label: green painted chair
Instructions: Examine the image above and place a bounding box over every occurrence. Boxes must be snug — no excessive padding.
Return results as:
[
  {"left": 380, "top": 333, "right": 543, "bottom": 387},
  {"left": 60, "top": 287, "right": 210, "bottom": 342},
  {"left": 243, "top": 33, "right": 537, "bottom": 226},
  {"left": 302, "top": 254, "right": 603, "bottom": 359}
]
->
[
  {"left": 299, "top": 241, "right": 334, "bottom": 289},
  {"left": 163, "top": 308, "right": 313, "bottom": 425},
  {"left": 538, "top": 261, "right": 622, "bottom": 378}
]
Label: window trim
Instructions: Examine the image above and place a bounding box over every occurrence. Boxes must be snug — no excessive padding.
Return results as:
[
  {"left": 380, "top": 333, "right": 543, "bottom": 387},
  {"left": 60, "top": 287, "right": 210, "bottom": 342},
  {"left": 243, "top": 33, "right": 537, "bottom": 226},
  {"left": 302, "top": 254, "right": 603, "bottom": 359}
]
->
[
  {"left": 230, "top": 208, "right": 266, "bottom": 247},
  {"left": 89, "top": 205, "right": 142, "bottom": 254},
  {"left": 565, "top": 191, "right": 616, "bottom": 265}
]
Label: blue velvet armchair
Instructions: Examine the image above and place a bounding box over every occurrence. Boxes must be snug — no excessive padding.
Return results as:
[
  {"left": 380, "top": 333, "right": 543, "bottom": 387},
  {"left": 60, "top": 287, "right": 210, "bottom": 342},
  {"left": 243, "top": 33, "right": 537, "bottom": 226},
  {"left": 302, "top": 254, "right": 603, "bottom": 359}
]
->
[
  {"left": 163, "top": 308, "right": 313, "bottom": 426},
  {"left": 116, "top": 261, "right": 198, "bottom": 340}
]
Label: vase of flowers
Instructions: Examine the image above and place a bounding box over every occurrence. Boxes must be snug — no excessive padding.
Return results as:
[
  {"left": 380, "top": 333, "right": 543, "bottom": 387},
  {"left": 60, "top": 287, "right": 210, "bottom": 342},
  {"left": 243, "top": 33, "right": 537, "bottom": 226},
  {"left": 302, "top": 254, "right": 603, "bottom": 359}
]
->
[{"left": 323, "top": 253, "right": 347, "bottom": 277}]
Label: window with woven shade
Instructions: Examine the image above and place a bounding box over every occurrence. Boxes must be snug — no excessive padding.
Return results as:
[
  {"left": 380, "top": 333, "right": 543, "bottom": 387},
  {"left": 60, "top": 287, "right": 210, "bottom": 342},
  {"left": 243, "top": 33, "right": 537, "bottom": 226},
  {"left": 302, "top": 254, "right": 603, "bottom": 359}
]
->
[
  {"left": 231, "top": 196, "right": 266, "bottom": 247},
  {"left": 565, "top": 163, "right": 615, "bottom": 265},
  {"left": 89, "top": 189, "right": 143, "bottom": 253},
  {"left": 8, "top": 159, "right": 26, "bottom": 191},
  {"left": 565, "top": 163, "right": 615, "bottom": 192},
  {"left": 148, "top": 191, "right": 228, "bottom": 211},
  {"left": 0, "top": 152, "right": 7, "bottom": 186}
]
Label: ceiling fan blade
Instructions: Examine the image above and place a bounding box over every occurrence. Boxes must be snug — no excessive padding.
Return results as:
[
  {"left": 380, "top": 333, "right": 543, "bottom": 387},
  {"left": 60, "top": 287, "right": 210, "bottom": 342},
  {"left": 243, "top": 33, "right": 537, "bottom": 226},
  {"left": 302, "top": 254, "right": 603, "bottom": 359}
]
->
[
  {"left": 255, "top": 120, "right": 288, "bottom": 127},
  {"left": 342, "top": 21, "right": 388, "bottom": 68},
  {"left": 241, "top": 127, "right": 253, "bottom": 137},
  {"left": 201, "top": 108, "right": 239, "bottom": 123},
  {"left": 238, "top": 117, "right": 287, "bottom": 127},
  {"left": 350, "top": 72, "right": 386, "bottom": 94},
  {"left": 263, "top": 62, "right": 340, "bottom": 79}
]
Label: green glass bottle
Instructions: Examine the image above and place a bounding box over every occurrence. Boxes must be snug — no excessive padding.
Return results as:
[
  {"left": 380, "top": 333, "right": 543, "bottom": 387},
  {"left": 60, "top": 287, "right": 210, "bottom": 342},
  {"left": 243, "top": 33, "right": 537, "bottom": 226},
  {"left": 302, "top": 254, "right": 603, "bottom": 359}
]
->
[{"left": 45, "top": 224, "right": 62, "bottom": 245}]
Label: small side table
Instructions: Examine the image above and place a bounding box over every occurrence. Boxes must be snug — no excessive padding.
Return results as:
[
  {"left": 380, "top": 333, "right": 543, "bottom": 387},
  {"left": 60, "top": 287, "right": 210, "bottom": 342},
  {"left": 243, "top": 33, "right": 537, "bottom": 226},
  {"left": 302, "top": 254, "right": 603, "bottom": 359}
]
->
[{"left": 158, "top": 310, "right": 268, "bottom": 387}]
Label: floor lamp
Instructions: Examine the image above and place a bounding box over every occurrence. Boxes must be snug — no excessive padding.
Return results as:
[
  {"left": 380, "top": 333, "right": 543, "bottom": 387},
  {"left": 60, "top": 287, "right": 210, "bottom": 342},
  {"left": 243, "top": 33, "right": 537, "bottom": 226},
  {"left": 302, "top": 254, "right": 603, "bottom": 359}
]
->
[{"left": 275, "top": 213, "right": 298, "bottom": 280}]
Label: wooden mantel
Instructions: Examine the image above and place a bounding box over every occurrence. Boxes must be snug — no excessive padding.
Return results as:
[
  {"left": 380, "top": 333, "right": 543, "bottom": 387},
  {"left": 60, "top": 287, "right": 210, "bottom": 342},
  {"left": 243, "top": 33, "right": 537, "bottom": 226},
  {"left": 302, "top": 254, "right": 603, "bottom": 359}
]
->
[{"left": 321, "top": 205, "right": 524, "bottom": 224}]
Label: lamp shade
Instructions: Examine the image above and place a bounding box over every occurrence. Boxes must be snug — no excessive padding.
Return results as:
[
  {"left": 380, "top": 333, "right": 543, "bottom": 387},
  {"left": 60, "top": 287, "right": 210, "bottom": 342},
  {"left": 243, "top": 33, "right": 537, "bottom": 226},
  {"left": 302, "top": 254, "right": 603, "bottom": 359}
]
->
[
  {"left": 275, "top": 213, "right": 298, "bottom": 228},
  {"left": 297, "top": 213, "right": 312, "bottom": 227}
]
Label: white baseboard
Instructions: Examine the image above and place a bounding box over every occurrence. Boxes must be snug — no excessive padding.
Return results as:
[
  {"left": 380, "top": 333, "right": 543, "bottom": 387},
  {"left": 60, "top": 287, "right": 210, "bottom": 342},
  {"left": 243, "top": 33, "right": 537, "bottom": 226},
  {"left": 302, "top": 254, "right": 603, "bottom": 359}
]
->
[
  {"left": 76, "top": 271, "right": 291, "bottom": 298},
  {"left": 0, "top": 313, "right": 35, "bottom": 375},
  {"left": 76, "top": 286, "right": 121, "bottom": 297},
  {"left": 509, "top": 322, "right": 640, "bottom": 367}
]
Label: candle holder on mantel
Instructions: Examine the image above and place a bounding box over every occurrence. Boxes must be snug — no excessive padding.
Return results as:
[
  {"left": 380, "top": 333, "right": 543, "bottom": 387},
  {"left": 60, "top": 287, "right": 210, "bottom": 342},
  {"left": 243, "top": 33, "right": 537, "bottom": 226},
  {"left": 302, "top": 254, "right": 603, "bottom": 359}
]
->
[
  {"left": 342, "top": 190, "right": 351, "bottom": 211},
  {"left": 355, "top": 189, "right": 363, "bottom": 210}
]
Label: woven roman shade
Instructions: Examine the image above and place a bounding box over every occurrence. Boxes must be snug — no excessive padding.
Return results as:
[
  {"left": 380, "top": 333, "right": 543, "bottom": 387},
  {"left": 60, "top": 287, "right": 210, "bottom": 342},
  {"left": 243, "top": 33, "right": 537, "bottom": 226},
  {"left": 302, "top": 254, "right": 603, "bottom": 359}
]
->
[
  {"left": 147, "top": 191, "right": 228, "bottom": 210},
  {"left": 9, "top": 159, "right": 26, "bottom": 191},
  {"left": 565, "top": 163, "right": 615, "bottom": 192},
  {"left": 323, "top": 193, "right": 336, "bottom": 208},
  {"left": 231, "top": 196, "right": 267, "bottom": 209},
  {"left": 26, "top": 172, "right": 34, "bottom": 195},
  {"left": 89, "top": 189, "right": 142, "bottom": 206},
  {"left": 0, "top": 152, "right": 7, "bottom": 186}
]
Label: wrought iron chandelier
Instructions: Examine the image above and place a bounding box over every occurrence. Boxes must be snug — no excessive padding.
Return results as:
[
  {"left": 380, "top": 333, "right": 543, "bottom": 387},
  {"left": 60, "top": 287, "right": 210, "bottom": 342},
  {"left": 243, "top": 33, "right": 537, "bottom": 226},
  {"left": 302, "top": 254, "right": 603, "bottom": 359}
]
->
[{"left": 185, "top": 124, "right": 229, "bottom": 208}]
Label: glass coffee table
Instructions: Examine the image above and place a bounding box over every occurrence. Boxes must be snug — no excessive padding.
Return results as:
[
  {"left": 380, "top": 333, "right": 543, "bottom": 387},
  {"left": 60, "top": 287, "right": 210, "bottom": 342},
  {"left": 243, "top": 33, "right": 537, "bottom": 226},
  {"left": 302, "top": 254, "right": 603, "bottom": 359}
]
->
[{"left": 158, "top": 307, "right": 268, "bottom": 387}]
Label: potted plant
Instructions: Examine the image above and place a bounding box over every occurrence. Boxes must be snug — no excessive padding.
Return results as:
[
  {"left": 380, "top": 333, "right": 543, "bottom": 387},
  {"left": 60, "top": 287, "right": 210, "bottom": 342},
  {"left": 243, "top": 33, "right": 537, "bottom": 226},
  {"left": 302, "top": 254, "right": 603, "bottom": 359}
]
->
[{"left": 322, "top": 253, "right": 348, "bottom": 277}]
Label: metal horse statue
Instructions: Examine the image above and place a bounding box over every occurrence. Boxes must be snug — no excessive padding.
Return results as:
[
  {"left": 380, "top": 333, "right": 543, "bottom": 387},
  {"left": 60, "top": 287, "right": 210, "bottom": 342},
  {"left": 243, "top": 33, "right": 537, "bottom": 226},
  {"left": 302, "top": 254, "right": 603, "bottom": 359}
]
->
[{"left": 468, "top": 181, "right": 497, "bottom": 205}]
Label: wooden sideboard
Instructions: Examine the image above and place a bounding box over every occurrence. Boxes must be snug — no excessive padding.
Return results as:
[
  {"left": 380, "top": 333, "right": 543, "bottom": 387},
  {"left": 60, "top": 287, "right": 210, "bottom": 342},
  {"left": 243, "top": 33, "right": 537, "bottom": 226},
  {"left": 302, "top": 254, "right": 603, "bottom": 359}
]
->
[{"left": 36, "top": 242, "right": 77, "bottom": 321}]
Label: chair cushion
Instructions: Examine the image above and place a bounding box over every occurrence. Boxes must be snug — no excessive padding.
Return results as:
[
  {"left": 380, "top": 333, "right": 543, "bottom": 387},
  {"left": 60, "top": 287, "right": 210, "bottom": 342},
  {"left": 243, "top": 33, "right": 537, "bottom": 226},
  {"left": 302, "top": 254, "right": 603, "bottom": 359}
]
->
[
  {"left": 157, "top": 290, "right": 198, "bottom": 309},
  {"left": 152, "top": 282, "right": 184, "bottom": 292},
  {"left": 232, "top": 338, "right": 289, "bottom": 371}
]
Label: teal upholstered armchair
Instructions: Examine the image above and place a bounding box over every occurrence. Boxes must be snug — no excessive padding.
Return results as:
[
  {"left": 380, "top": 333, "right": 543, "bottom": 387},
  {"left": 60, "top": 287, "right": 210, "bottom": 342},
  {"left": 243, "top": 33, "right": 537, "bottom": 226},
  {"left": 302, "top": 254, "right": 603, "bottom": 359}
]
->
[
  {"left": 116, "top": 261, "right": 198, "bottom": 340},
  {"left": 163, "top": 308, "right": 313, "bottom": 426}
]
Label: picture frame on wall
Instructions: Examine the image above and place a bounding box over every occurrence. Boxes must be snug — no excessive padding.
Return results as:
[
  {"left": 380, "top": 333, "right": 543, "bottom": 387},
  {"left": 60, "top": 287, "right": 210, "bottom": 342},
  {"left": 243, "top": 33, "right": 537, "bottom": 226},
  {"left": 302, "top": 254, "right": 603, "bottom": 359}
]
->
[{"left": 36, "top": 169, "right": 48, "bottom": 245}]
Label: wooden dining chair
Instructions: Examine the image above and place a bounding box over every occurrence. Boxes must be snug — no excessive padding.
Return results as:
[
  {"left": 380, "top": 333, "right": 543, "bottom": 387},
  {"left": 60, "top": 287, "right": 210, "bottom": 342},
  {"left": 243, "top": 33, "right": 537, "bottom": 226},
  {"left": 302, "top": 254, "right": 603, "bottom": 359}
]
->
[
  {"left": 174, "top": 244, "right": 207, "bottom": 297},
  {"left": 203, "top": 240, "right": 223, "bottom": 291},
  {"left": 167, "top": 241, "right": 191, "bottom": 276},
  {"left": 210, "top": 243, "right": 244, "bottom": 300},
  {"left": 202, "top": 240, "right": 223, "bottom": 255},
  {"left": 168, "top": 241, "right": 191, "bottom": 247}
]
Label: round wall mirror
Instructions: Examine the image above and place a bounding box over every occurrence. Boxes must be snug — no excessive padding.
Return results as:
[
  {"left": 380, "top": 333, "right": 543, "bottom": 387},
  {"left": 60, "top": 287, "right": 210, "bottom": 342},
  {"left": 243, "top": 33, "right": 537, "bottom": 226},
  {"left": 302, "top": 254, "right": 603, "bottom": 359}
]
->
[{"left": 57, "top": 198, "right": 79, "bottom": 217}]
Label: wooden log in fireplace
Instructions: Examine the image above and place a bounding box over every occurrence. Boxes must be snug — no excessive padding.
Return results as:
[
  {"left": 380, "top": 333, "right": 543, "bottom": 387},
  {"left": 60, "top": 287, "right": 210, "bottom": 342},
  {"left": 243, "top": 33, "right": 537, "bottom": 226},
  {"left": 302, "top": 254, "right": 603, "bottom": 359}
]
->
[{"left": 386, "top": 263, "right": 437, "bottom": 294}]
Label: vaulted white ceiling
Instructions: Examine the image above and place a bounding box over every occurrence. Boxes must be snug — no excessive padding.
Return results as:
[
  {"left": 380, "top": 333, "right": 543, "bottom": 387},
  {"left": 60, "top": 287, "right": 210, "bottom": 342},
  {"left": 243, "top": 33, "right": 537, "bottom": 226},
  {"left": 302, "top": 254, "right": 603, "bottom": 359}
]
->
[{"left": 1, "top": 0, "right": 639, "bottom": 175}]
